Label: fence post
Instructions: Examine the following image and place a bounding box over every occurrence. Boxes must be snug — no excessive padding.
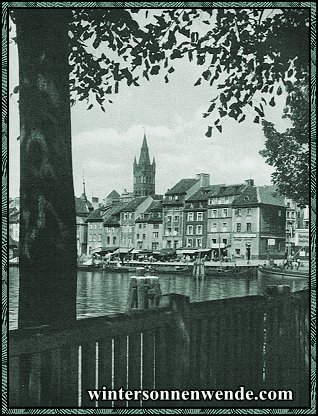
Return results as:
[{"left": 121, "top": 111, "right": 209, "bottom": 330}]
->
[{"left": 168, "top": 294, "right": 191, "bottom": 391}]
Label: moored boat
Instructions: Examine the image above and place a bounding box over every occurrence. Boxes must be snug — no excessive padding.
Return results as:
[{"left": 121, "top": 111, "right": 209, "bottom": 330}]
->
[{"left": 258, "top": 265, "right": 309, "bottom": 279}]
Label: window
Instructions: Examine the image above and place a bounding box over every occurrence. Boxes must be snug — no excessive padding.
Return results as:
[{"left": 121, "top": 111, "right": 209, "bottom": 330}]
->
[
  {"left": 124, "top": 213, "right": 128, "bottom": 220},
  {"left": 235, "top": 248, "right": 241, "bottom": 255},
  {"left": 142, "top": 234, "right": 146, "bottom": 240},
  {"left": 99, "top": 223, "right": 103, "bottom": 229},
  {"left": 197, "top": 212, "right": 203, "bottom": 221},
  {"left": 136, "top": 233, "right": 139, "bottom": 239},
  {"left": 208, "top": 198, "right": 213, "bottom": 205},
  {"left": 139, "top": 224, "right": 142, "bottom": 229},
  {"left": 222, "top": 222, "right": 228, "bottom": 231},
  {"left": 187, "top": 212, "right": 194, "bottom": 221},
  {"left": 222, "top": 239, "right": 227, "bottom": 245},
  {"left": 167, "top": 216, "right": 172, "bottom": 223},
  {"left": 129, "top": 213, "right": 133, "bottom": 219},
  {"left": 153, "top": 223, "right": 159, "bottom": 229},
  {"left": 247, "top": 208, "right": 252, "bottom": 216},
  {"left": 152, "top": 242, "right": 159, "bottom": 250},
  {"left": 173, "top": 228, "right": 179, "bottom": 236},
  {"left": 174, "top": 240, "right": 179, "bottom": 248},
  {"left": 196, "top": 239, "right": 202, "bottom": 247},
  {"left": 143, "top": 223, "right": 147, "bottom": 229},
  {"left": 93, "top": 234, "right": 96, "bottom": 241},
  {"left": 196, "top": 225, "right": 203, "bottom": 235},
  {"left": 98, "top": 234, "right": 102, "bottom": 242},
  {"left": 174, "top": 215, "right": 179, "bottom": 222},
  {"left": 187, "top": 225, "right": 194, "bottom": 235},
  {"left": 89, "top": 235, "right": 92, "bottom": 242},
  {"left": 211, "top": 223, "right": 217, "bottom": 232},
  {"left": 137, "top": 241, "right": 143, "bottom": 249},
  {"left": 166, "top": 241, "right": 172, "bottom": 248},
  {"left": 106, "top": 236, "right": 110, "bottom": 244},
  {"left": 235, "top": 209, "right": 241, "bottom": 217},
  {"left": 236, "top": 223, "right": 241, "bottom": 232},
  {"left": 246, "top": 223, "right": 252, "bottom": 232},
  {"left": 222, "top": 208, "right": 228, "bottom": 218},
  {"left": 278, "top": 210, "right": 282, "bottom": 217},
  {"left": 212, "top": 209, "right": 218, "bottom": 218},
  {"left": 212, "top": 239, "right": 217, "bottom": 244},
  {"left": 187, "top": 238, "right": 192, "bottom": 247},
  {"left": 287, "top": 202, "right": 291, "bottom": 208},
  {"left": 113, "top": 237, "right": 116, "bottom": 244},
  {"left": 94, "top": 224, "right": 97, "bottom": 229},
  {"left": 153, "top": 232, "right": 159, "bottom": 239},
  {"left": 166, "top": 227, "right": 172, "bottom": 236}
]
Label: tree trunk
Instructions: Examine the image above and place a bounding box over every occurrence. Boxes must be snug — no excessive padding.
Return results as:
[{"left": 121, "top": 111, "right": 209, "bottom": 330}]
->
[{"left": 15, "top": 9, "right": 77, "bottom": 328}]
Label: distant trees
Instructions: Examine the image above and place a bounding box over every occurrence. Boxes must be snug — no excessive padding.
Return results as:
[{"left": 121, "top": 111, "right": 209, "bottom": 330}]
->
[{"left": 260, "top": 82, "right": 309, "bottom": 207}]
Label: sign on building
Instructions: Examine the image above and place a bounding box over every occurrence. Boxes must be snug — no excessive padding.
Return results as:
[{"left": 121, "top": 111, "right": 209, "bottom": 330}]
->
[
  {"left": 295, "top": 230, "right": 309, "bottom": 247},
  {"left": 268, "top": 238, "right": 276, "bottom": 246}
]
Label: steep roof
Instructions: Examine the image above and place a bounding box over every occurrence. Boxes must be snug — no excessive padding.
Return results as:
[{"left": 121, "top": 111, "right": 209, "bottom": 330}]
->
[
  {"left": 211, "top": 183, "right": 246, "bottom": 197},
  {"left": 186, "top": 184, "right": 224, "bottom": 202},
  {"left": 258, "top": 185, "right": 286, "bottom": 207},
  {"left": 232, "top": 185, "right": 286, "bottom": 207},
  {"left": 107, "top": 190, "right": 120, "bottom": 199},
  {"left": 75, "top": 195, "right": 93, "bottom": 216},
  {"left": 122, "top": 196, "right": 148, "bottom": 212},
  {"left": 165, "top": 178, "right": 198, "bottom": 195},
  {"left": 135, "top": 200, "right": 163, "bottom": 223},
  {"left": 103, "top": 201, "right": 130, "bottom": 226}
]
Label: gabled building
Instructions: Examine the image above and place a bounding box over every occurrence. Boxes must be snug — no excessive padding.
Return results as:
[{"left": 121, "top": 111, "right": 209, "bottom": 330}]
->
[
  {"left": 285, "top": 198, "right": 309, "bottom": 258},
  {"left": 183, "top": 184, "right": 222, "bottom": 251},
  {"left": 162, "top": 173, "right": 210, "bottom": 250},
  {"left": 232, "top": 185, "right": 286, "bottom": 260},
  {"left": 119, "top": 195, "right": 154, "bottom": 248},
  {"left": 86, "top": 204, "right": 113, "bottom": 254},
  {"left": 207, "top": 181, "right": 248, "bottom": 259},
  {"left": 135, "top": 199, "right": 163, "bottom": 251},
  {"left": 103, "top": 201, "right": 128, "bottom": 251}
]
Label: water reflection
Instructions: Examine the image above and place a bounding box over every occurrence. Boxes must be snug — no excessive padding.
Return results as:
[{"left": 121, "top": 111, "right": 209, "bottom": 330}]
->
[{"left": 9, "top": 267, "right": 308, "bottom": 330}]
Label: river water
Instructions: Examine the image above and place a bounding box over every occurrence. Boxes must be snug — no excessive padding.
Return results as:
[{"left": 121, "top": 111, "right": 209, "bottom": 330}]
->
[{"left": 8, "top": 267, "right": 308, "bottom": 330}]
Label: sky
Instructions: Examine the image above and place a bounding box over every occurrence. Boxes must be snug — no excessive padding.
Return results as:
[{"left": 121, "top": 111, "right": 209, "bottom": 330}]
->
[{"left": 8, "top": 10, "right": 291, "bottom": 201}]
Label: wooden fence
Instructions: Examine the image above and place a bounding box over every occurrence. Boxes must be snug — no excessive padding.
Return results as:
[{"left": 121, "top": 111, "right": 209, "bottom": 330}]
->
[{"left": 8, "top": 290, "right": 309, "bottom": 408}]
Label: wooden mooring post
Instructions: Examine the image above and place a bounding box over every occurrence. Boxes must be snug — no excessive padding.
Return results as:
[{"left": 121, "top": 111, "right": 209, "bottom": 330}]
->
[{"left": 126, "top": 268, "right": 162, "bottom": 311}]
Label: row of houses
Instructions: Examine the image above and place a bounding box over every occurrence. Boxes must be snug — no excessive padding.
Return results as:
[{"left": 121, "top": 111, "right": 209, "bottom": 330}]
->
[
  {"left": 75, "top": 174, "right": 309, "bottom": 261},
  {"left": 8, "top": 180, "right": 309, "bottom": 262}
]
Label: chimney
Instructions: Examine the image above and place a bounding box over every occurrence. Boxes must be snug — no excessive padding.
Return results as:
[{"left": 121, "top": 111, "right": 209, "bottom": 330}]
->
[
  {"left": 196, "top": 173, "right": 210, "bottom": 187},
  {"left": 245, "top": 179, "right": 254, "bottom": 186}
]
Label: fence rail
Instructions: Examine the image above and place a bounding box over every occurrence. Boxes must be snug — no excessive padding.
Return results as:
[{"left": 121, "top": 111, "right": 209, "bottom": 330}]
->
[{"left": 8, "top": 290, "right": 309, "bottom": 408}]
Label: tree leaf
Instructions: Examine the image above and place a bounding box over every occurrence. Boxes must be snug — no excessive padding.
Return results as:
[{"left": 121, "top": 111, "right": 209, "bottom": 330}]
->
[
  {"left": 205, "top": 126, "right": 212, "bottom": 137},
  {"left": 216, "top": 125, "right": 222, "bottom": 133},
  {"left": 253, "top": 116, "right": 260, "bottom": 124}
]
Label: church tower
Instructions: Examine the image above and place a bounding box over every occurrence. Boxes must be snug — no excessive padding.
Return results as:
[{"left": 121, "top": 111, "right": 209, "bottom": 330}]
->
[{"left": 133, "top": 132, "right": 156, "bottom": 197}]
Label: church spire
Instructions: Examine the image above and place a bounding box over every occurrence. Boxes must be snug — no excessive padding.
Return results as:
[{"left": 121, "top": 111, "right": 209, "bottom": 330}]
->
[
  {"left": 138, "top": 129, "right": 150, "bottom": 165},
  {"left": 82, "top": 171, "right": 87, "bottom": 200}
]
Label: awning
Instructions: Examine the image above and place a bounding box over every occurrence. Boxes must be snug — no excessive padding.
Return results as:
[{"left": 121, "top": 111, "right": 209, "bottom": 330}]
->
[
  {"left": 131, "top": 249, "right": 140, "bottom": 254},
  {"left": 194, "top": 248, "right": 212, "bottom": 254},
  {"left": 159, "top": 249, "right": 176, "bottom": 257},
  {"left": 92, "top": 246, "right": 118, "bottom": 254},
  {"left": 114, "top": 247, "right": 133, "bottom": 254},
  {"left": 177, "top": 249, "right": 197, "bottom": 255}
]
